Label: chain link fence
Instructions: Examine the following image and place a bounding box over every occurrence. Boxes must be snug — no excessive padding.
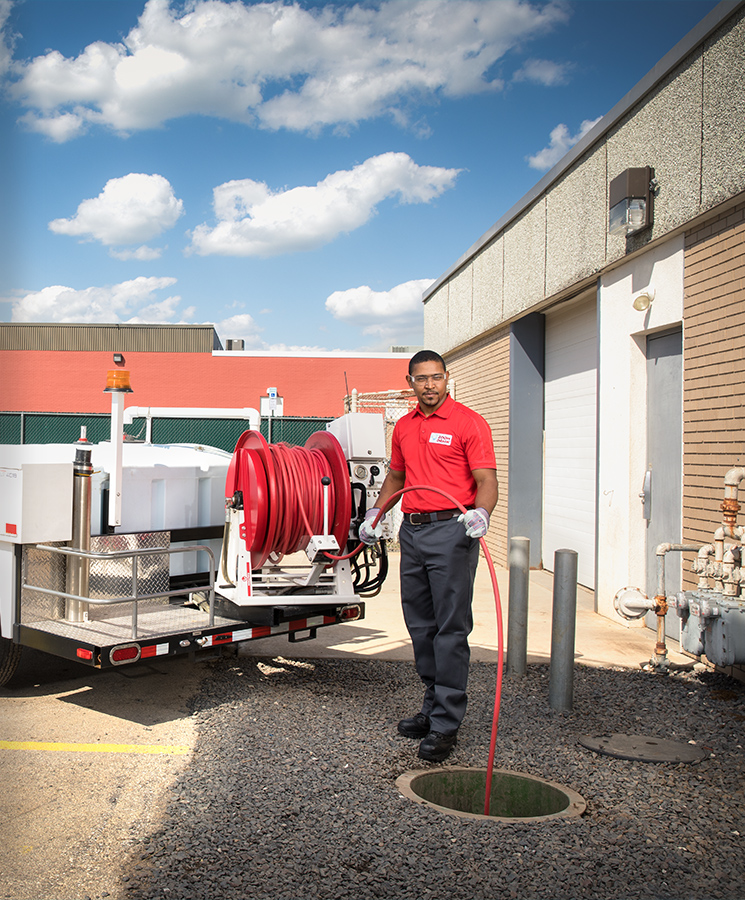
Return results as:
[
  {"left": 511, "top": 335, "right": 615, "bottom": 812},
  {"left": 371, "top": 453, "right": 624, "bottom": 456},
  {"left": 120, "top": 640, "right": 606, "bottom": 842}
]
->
[
  {"left": 343, "top": 388, "right": 417, "bottom": 456},
  {"left": 0, "top": 412, "right": 332, "bottom": 453}
]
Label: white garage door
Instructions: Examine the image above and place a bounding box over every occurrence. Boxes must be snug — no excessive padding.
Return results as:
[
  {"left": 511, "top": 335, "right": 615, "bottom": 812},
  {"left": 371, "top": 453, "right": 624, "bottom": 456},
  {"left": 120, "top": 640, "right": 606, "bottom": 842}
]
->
[{"left": 543, "top": 296, "right": 597, "bottom": 588}]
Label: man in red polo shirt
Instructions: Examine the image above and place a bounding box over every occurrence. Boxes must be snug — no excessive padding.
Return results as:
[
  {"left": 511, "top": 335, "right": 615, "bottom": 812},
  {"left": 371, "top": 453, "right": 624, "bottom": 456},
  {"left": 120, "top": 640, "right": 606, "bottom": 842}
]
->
[{"left": 359, "top": 350, "right": 498, "bottom": 761}]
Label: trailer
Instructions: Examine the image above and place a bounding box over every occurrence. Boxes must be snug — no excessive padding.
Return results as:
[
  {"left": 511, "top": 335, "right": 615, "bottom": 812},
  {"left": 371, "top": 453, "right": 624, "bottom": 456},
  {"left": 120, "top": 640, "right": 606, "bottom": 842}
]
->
[{"left": 0, "top": 370, "right": 392, "bottom": 684}]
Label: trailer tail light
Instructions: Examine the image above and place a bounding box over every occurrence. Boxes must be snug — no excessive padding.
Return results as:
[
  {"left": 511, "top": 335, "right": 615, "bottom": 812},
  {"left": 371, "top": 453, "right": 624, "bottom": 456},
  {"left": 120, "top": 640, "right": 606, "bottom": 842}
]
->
[
  {"left": 110, "top": 643, "right": 141, "bottom": 665},
  {"left": 340, "top": 604, "right": 362, "bottom": 622},
  {"left": 76, "top": 648, "right": 93, "bottom": 660}
]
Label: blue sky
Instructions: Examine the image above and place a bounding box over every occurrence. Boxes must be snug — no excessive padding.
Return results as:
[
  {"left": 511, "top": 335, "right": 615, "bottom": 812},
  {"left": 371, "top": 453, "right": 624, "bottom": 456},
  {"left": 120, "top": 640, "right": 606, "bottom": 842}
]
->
[{"left": 0, "top": 0, "right": 718, "bottom": 351}]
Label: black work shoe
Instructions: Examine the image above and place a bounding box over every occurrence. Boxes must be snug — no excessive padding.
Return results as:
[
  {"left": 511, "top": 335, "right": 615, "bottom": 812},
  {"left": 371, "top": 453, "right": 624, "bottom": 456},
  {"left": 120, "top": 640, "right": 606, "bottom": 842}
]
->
[
  {"left": 418, "top": 730, "right": 458, "bottom": 761},
  {"left": 397, "top": 713, "right": 431, "bottom": 738}
]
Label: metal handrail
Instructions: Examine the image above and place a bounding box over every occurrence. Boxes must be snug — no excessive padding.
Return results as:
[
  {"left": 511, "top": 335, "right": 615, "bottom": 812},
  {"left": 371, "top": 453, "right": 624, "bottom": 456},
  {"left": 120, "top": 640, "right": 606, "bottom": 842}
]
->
[{"left": 25, "top": 544, "right": 216, "bottom": 639}]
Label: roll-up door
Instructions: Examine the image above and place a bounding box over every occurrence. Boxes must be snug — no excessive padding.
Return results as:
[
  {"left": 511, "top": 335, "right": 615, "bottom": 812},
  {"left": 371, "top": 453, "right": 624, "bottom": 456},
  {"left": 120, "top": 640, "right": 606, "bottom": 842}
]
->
[{"left": 542, "top": 296, "right": 597, "bottom": 588}]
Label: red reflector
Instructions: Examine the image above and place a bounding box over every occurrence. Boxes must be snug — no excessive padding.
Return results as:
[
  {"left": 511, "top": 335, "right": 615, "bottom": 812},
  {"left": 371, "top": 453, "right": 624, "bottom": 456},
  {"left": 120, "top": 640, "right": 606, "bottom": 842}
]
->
[
  {"left": 212, "top": 632, "right": 233, "bottom": 644},
  {"left": 5, "top": 523, "right": 17, "bottom": 535},
  {"left": 252, "top": 625, "right": 271, "bottom": 638},
  {"left": 76, "top": 648, "right": 93, "bottom": 660},
  {"left": 341, "top": 605, "right": 361, "bottom": 621},
  {"left": 112, "top": 646, "right": 139, "bottom": 662}
]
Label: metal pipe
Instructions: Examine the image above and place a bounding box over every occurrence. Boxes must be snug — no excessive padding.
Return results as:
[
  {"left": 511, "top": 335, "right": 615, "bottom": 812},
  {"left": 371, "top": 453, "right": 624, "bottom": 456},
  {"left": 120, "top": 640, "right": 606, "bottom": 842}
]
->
[
  {"left": 131, "top": 555, "right": 139, "bottom": 639},
  {"left": 722, "top": 548, "right": 738, "bottom": 597},
  {"left": 723, "top": 466, "right": 745, "bottom": 505},
  {"left": 109, "top": 391, "right": 125, "bottom": 527},
  {"left": 655, "top": 543, "right": 700, "bottom": 597},
  {"left": 65, "top": 434, "right": 92, "bottom": 623},
  {"left": 123, "top": 406, "right": 261, "bottom": 432},
  {"left": 653, "top": 543, "right": 699, "bottom": 666},
  {"left": 712, "top": 526, "right": 742, "bottom": 592},
  {"left": 322, "top": 476, "right": 331, "bottom": 536},
  {"left": 506, "top": 536, "right": 530, "bottom": 677},
  {"left": 697, "top": 544, "right": 714, "bottom": 589},
  {"left": 549, "top": 549, "right": 577, "bottom": 712}
]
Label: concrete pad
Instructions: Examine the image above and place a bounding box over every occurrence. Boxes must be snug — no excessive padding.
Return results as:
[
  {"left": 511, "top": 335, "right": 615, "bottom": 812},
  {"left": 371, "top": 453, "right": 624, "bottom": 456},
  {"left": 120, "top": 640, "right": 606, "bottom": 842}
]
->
[{"left": 239, "top": 549, "right": 690, "bottom": 669}]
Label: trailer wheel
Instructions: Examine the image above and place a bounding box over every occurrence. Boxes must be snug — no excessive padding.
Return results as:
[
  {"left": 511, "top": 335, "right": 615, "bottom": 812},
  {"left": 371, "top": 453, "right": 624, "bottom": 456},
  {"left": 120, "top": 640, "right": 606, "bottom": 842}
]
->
[{"left": 0, "top": 638, "right": 23, "bottom": 687}]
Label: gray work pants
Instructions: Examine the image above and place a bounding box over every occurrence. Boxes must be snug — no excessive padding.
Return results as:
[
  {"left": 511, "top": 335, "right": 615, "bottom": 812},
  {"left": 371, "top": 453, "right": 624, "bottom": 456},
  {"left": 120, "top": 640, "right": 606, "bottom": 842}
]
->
[{"left": 398, "top": 516, "right": 480, "bottom": 733}]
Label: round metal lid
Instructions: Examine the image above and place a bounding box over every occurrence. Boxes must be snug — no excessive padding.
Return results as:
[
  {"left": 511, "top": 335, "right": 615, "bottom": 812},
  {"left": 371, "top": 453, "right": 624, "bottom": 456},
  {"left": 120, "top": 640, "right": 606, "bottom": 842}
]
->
[{"left": 578, "top": 733, "right": 707, "bottom": 763}]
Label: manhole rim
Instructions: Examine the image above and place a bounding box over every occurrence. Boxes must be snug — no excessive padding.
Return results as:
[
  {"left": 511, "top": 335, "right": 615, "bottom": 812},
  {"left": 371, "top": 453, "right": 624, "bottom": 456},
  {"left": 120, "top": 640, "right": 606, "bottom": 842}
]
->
[{"left": 396, "top": 766, "right": 587, "bottom": 823}]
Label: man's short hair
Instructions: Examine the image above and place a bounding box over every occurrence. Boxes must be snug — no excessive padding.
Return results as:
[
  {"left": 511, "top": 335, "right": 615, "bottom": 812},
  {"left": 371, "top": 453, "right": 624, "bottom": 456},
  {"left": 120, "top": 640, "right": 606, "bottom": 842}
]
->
[{"left": 409, "top": 349, "right": 446, "bottom": 374}]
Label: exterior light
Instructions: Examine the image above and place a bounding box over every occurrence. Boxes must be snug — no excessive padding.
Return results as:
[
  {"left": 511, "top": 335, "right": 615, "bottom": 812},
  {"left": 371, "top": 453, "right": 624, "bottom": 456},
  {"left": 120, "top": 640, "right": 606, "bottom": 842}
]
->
[
  {"left": 609, "top": 167, "right": 655, "bottom": 236},
  {"left": 103, "top": 370, "right": 133, "bottom": 393},
  {"left": 113, "top": 353, "right": 125, "bottom": 365},
  {"left": 632, "top": 289, "right": 655, "bottom": 311}
]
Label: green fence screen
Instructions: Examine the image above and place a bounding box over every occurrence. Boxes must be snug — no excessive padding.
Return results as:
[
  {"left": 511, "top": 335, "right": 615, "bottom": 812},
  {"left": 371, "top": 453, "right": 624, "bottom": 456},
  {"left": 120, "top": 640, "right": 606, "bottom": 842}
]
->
[{"left": 0, "top": 412, "right": 332, "bottom": 453}]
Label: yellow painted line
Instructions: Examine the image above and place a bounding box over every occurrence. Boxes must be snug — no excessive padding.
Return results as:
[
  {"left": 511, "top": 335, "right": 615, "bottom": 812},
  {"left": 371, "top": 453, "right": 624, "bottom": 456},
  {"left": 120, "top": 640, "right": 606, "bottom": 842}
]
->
[{"left": 0, "top": 740, "right": 190, "bottom": 755}]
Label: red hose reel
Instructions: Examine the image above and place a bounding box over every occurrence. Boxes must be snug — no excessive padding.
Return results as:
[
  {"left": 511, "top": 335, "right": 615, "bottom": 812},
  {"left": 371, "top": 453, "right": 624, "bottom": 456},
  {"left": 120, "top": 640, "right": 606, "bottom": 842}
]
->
[{"left": 225, "top": 430, "right": 352, "bottom": 568}]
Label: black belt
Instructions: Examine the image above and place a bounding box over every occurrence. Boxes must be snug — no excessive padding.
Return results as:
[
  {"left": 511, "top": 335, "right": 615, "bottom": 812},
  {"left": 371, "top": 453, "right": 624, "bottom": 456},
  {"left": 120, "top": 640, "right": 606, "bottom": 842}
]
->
[{"left": 404, "top": 508, "right": 462, "bottom": 525}]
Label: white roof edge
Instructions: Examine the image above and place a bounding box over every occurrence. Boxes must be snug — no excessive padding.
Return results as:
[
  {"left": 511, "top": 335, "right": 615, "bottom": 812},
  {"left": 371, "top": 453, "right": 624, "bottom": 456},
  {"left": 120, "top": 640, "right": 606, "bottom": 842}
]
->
[
  {"left": 422, "top": 0, "right": 744, "bottom": 304},
  {"left": 212, "top": 350, "right": 412, "bottom": 359}
]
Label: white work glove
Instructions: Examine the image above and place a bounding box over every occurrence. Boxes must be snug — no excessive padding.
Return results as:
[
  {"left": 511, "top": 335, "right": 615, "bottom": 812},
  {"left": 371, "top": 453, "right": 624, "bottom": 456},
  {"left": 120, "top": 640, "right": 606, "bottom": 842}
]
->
[
  {"left": 358, "top": 508, "right": 384, "bottom": 545},
  {"left": 458, "top": 507, "right": 490, "bottom": 538}
]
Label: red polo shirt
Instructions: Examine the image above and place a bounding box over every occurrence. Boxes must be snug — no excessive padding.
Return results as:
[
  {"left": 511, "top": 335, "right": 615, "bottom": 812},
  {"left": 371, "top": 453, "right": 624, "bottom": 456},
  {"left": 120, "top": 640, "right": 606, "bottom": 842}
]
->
[{"left": 390, "top": 394, "right": 496, "bottom": 513}]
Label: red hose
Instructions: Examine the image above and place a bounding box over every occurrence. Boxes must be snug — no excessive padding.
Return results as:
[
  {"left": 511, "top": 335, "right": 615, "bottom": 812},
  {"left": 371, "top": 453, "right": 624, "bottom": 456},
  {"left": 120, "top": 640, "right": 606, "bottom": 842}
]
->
[
  {"left": 236, "top": 441, "right": 340, "bottom": 563},
  {"left": 368, "top": 486, "right": 504, "bottom": 818}
]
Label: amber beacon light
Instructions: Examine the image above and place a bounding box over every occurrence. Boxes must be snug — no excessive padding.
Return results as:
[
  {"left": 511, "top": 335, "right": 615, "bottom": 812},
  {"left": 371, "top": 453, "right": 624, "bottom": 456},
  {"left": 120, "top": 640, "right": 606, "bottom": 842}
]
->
[{"left": 104, "top": 370, "right": 133, "bottom": 393}]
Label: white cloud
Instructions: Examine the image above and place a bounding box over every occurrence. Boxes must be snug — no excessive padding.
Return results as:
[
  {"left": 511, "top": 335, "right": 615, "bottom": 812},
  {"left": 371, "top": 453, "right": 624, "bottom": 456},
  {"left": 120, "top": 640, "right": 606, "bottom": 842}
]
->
[
  {"left": 513, "top": 58, "right": 572, "bottom": 87},
  {"left": 527, "top": 117, "right": 602, "bottom": 171},
  {"left": 49, "top": 173, "right": 184, "bottom": 248},
  {"left": 11, "top": 276, "right": 183, "bottom": 323},
  {"left": 325, "top": 278, "right": 433, "bottom": 348},
  {"left": 0, "top": 0, "right": 15, "bottom": 79},
  {"left": 8, "top": 0, "right": 569, "bottom": 140},
  {"left": 215, "top": 312, "right": 265, "bottom": 349},
  {"left": 215, "top": 312, "right": 328, "bottom": 353},
  {"left": 110, "top": 245, "right": 164, "bottom": 261},
  {"left": 190, "top": 152, "right": 460, "bottom": 257}
]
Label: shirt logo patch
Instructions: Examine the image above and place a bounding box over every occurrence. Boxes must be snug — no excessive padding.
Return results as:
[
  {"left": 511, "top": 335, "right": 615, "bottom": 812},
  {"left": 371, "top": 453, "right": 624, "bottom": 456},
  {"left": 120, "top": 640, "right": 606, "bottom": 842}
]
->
[{"left": 429, "top": 432, "right": 453, "bottom": 446}]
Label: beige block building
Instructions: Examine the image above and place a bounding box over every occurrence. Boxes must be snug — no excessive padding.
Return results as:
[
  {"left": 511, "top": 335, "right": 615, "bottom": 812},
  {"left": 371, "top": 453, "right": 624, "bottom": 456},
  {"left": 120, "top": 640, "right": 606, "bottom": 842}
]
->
[{"left": 423, "top": 2, "right": 745, "bottom": 672}]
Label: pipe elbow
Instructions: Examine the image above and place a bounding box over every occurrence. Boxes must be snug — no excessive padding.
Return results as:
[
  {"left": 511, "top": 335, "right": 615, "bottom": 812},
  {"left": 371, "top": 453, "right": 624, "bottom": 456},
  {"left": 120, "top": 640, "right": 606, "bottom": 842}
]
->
[
  {"left": 655, "top": 542, "right": 674, "bottom": 556},
  {"left": 724, "top": 467, "right": 745, "bottom": 488}
]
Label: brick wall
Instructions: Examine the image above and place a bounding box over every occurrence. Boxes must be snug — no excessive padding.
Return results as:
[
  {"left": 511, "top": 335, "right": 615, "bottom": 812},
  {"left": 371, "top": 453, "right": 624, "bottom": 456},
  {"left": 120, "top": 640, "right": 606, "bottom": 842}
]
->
[
  {"left": 445, "top": 328, "right": 510, "bottom": 566},
  {"left": 683, "top": 201, "right": 745, "bottom": 591}
]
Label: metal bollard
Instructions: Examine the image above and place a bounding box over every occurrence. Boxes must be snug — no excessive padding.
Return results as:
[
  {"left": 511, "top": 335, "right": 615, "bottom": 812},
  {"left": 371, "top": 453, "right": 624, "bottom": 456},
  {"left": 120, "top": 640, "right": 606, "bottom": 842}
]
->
[
  {"left": 506, "top": 537, "right": 530, "bottom": 676},
  {"left": 549, "top": 549, "right": 578, "bottom": 711}
]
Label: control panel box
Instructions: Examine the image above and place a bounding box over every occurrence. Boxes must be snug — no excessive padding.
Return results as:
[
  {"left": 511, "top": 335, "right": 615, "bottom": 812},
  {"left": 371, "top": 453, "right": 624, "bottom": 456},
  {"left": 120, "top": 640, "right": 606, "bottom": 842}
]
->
[
  {"left": 0, "top": 456, "right": 73, "bottom": 544},
  {"left": 326, "top": 413, "right": 386, "bottom": 461}
]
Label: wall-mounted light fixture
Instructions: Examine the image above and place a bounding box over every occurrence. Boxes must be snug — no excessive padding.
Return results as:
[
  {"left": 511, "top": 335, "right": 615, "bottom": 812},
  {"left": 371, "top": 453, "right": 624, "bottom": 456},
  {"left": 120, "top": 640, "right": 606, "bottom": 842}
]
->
[
  {"left": 632, "top": 288, "right": 655, "bottom": 311},
  {"left": 609, "top": 167, "right": 655, "bottom": 236},
  {"left": 113, "top": 353, "right": 125, "bottom": 365}
]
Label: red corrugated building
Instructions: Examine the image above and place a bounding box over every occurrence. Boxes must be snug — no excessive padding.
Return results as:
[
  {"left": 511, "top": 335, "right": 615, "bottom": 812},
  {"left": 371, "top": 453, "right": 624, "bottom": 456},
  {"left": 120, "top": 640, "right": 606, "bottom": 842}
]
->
[{"left": 0, "top": 325, "right": 414, "bottom": 418}]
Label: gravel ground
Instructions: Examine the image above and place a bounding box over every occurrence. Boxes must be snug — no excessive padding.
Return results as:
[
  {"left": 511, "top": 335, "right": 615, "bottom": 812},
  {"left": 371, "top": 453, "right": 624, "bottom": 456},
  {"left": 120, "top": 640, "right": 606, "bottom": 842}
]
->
[{"left": 122, "top": 657, "right": 744, "bottom": 900}]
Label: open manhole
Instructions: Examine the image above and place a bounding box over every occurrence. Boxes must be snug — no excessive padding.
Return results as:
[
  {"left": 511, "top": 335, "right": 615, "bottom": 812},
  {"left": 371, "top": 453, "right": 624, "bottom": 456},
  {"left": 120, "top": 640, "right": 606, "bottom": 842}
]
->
[{"left": 396, "top": 767, "right": 586, "bottom": 823}]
